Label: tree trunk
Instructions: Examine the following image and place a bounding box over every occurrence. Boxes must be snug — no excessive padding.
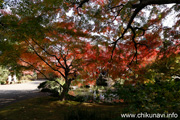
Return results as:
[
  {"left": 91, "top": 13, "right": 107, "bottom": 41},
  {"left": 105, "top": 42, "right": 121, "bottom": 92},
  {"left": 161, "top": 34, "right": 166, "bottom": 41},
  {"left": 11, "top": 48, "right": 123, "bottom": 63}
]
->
[{"left": 59, "top": 80, "right": 71, "bottom": 101}]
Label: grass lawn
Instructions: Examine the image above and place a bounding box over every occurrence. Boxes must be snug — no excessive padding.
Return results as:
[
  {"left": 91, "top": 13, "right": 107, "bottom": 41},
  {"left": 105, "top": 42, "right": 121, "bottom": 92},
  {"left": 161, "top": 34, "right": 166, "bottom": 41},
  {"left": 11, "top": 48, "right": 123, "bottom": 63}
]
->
[{"left": 0, "top": 96, "right": 126, "bottom": 120}]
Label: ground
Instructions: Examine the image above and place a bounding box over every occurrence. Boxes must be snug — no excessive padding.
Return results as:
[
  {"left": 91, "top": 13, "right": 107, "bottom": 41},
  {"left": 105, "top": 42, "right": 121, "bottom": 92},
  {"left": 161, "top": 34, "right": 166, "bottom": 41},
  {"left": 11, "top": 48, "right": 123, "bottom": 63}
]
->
[{"left": 0, "top": 80, "right": 49, "bottom": 109}]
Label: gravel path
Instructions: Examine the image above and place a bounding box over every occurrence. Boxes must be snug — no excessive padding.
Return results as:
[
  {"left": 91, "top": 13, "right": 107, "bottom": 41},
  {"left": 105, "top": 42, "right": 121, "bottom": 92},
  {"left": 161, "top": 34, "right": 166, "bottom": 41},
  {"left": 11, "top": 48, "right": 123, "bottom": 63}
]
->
[{"left": 0, "top": 80, "right": 49, "bottom": 109}]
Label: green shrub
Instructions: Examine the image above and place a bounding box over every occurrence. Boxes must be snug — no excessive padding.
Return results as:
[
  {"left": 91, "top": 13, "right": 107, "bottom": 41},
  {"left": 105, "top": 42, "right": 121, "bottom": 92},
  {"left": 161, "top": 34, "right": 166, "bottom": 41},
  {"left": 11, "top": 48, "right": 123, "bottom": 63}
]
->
[
  {"left": 0, "top": 66, "right": 10, "bottom": 84},
  {"left": 104, "top": 80, "right": 180, "bottom": 114},
  {"left": 20, "top": 74, "right": 36, "bottom": 81},
  {"left": 38, "top": 78, "right": 65, "bottom": 97}
]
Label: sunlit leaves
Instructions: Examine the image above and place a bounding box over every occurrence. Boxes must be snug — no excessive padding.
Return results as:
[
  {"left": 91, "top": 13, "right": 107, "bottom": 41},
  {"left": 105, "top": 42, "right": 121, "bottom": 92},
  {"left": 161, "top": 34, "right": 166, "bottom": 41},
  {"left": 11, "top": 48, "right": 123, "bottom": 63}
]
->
[{"left": 0, "top": 0, "right": 179, "bottom": 85}]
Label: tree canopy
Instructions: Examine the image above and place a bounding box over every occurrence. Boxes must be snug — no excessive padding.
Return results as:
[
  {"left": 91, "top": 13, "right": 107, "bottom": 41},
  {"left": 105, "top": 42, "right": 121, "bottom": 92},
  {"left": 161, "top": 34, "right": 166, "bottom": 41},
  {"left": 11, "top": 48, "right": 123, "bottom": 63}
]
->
[{"left": 0, "top": 0, "right": 179, "bottom": 100}]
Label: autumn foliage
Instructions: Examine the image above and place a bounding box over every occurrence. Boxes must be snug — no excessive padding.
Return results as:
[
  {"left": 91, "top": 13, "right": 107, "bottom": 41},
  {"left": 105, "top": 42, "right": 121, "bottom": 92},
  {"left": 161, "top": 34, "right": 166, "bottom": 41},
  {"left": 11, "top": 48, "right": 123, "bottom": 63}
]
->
[{"left": 0, "top": 0, "right": 180, "bottom": 100}]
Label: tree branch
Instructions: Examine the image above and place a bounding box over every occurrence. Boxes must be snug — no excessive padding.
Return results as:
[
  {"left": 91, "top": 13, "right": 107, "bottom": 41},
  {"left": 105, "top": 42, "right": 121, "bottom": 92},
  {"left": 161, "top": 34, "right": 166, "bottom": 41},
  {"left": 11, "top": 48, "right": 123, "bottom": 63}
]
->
[
  {"left": 18, "top": 57, "right": 50, "bottom": 80},
  {"left": 30, "top": 38, "right": 66, "bottom": 70},
  {"left": 76, "top": 0, "right": 89, "bottom": 14},
  {"left": 24, "top": 39, "right": 66, "bottom": 79},
  {"left": 111, "top": 3, "right": 146, "bottom": 59},
  {"left": 111, "top": 0, "right": 180, "bottom": 63}
]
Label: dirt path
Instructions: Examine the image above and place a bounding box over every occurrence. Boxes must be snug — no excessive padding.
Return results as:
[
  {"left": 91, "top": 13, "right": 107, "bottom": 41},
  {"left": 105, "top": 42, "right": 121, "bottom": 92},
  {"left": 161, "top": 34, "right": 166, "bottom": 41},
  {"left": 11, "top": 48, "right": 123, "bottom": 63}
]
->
[{"left": 0, "top": 80, "right": 49, "bottom": 109}]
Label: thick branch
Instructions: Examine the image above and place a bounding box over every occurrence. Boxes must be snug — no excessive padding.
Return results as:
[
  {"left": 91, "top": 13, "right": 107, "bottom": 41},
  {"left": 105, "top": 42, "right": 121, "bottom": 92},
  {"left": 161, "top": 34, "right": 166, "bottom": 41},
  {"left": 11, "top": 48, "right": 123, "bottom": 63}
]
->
[
  {"left": 111, "top": 0, "right": 180, "bottom": 62},
  {"left": 141, "top": 0, "right": 180, "bottom": 6},
  {"left": 111, "top": 4, "right": 145, "bottom": 59},
  {"left": 29, "top": 39, "right": 76, "bottom": 83}
]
